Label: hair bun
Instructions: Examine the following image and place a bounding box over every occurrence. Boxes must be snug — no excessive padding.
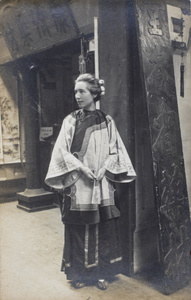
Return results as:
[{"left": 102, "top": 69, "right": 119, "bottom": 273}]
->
[{"left": 99, "top": 79, "right": 105, "bottom": 95}]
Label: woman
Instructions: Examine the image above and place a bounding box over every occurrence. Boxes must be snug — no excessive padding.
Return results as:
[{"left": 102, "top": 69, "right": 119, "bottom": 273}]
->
[{"left": 45, "top": 73, "right": 136, "bottom": 290}]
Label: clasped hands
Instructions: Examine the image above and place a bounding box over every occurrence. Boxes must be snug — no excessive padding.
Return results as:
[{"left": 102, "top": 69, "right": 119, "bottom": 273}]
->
[{"left": 80, "top": 166, "right": 106, "bottom": 181}]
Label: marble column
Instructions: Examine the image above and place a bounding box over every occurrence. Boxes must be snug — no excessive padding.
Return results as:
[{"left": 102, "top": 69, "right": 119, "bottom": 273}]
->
[{"left": 135, "top": 0, "right": 191, "bottom": 294}]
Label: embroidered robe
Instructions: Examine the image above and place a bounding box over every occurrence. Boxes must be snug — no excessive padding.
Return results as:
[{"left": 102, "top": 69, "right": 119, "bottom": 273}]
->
[{"left": 45, "top": 109, "right": 136, "bottom": 224}]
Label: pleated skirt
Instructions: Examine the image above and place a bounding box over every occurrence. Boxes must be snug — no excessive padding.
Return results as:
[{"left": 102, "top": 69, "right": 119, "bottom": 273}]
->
[{"left": 62, "top": 218, "right": 123, "bottom": 281}]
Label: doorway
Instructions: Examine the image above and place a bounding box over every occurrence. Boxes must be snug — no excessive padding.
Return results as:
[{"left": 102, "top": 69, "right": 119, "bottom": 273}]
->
[{"left": 37, "top": 38, "right": 95, "bottom": 189}]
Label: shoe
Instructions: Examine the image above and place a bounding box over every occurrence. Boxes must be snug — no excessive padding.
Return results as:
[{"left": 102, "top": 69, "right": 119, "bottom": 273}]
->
[
  {"left": 97, "top": 279, "right": 109, "bottom": 290},
  {"left": 73, "top": 281, "right": 86, "bottom": 289}
]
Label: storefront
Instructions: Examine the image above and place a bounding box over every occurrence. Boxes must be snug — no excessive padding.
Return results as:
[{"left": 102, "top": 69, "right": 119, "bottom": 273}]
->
[{"left": 0, "top": 0, "right": 98, "bottom": 205}]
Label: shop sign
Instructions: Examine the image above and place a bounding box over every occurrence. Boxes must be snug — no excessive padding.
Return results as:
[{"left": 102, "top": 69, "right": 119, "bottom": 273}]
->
[{"left": 0, "top": 0, "right": 78, "bottom": 60}]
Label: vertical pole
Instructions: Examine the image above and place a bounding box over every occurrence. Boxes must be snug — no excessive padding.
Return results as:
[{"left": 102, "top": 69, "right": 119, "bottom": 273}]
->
[
  {"left": 94, "top": 17, "right": 100, "bottom": 110},
  {"left": 94, "top": 16, "right": 99, "bottom": 79}
]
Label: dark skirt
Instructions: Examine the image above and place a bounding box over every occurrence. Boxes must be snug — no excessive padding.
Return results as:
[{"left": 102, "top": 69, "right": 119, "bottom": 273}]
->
[{"left": 62, "top": 218, "right": 123, "bottom": 281}]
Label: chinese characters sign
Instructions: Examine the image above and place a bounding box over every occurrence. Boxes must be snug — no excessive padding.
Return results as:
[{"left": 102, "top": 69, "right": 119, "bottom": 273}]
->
[{"left": 0, "top": 0, "right": 78, "bottom": 60}]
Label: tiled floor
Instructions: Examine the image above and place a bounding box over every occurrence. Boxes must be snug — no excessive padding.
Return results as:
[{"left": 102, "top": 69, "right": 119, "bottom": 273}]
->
[{"left": 0, "top": 201, "right": 191, "bottom": 300}]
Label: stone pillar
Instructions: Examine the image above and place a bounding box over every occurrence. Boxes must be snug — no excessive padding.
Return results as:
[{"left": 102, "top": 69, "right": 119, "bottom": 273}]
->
[
  {"left": 17, "top": 61, "right": 55, "bottom": 212},
  {"left": 135, "top": 0, "right": 191, "bottom": 294}
]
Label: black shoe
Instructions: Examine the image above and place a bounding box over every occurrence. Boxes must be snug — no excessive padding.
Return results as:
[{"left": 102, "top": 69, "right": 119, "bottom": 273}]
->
[
  {"left": 72, "top": 281, "right": 86, "bottom": 289},
  {"left": 97, "top": 279, "right": 109, "bottom": 290}
]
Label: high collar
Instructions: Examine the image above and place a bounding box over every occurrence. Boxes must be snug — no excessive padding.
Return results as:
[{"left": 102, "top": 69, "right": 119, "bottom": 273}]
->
[{"left": 83, "top": 109, "right": 97, "bottom": 114}]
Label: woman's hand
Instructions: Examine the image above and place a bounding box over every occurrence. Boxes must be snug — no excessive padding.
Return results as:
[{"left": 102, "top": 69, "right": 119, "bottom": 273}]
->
[
  {"left": 97, "top": 167, "right": 106, "bottom": 181},
  {"left": 80, "top": 166, "right": 97, "bottom": 180}
]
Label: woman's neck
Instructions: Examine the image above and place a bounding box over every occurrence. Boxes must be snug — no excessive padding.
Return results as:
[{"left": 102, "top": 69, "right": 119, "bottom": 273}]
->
[{"left": 84, "top": 103, "right": 96, "bottom": 111}]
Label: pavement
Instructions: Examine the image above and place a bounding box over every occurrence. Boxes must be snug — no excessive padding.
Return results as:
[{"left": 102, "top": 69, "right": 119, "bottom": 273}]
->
[{"left": 0, "top": 201, "right": 191, "bottom": 300}]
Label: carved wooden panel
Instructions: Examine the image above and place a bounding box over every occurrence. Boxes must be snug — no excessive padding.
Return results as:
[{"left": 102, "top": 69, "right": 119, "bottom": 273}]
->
[
  {"left": 0, "top": 70, "right": 20, "bottom": 164},
  {"left": 135, "top": 0, "right": 191, "bottom": 294}
]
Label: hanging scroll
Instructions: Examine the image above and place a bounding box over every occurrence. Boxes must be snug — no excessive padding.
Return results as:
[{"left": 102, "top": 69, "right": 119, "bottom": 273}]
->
[{"left": 180, "top": 62, "right": 184, "bottom": 97}]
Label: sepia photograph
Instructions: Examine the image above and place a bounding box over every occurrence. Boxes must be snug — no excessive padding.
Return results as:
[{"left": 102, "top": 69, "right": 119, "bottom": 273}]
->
[{"left": 0, "top": 0, "right": 191, "bottom": 299}]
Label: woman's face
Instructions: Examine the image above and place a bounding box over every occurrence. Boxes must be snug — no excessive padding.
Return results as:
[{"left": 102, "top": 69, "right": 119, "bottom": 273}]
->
[{"left": 74, "top": 81, "right": 96, "bottom": 111}]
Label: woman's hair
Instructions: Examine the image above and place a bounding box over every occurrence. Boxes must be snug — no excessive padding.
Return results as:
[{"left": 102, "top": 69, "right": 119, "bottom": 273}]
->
[{"left": 75, "top": 73, "right": 105, "bottom": 102}]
